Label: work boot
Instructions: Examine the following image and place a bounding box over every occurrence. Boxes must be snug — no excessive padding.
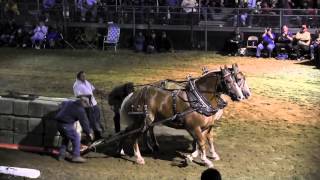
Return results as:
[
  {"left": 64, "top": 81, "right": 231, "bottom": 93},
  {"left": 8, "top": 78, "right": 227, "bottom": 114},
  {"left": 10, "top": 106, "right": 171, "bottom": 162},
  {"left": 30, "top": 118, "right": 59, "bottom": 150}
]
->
[{"left": 71, "top": 156, "right": 86, "bottom": 163}]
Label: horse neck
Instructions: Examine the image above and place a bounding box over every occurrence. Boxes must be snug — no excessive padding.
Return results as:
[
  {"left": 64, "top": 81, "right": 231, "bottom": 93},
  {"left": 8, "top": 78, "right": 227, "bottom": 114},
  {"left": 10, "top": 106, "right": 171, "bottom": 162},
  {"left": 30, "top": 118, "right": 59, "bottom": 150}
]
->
[{"left": 194, "top": 74, "right": 220, "bottom": 106}]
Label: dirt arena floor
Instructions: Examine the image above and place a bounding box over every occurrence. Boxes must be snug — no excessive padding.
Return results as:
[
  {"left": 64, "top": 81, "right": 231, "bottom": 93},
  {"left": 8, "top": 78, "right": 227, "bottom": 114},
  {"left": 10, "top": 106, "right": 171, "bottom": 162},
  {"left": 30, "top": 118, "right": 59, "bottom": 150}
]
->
[{"left": 0, "top": 49, "right": 319, "bottom": 179}]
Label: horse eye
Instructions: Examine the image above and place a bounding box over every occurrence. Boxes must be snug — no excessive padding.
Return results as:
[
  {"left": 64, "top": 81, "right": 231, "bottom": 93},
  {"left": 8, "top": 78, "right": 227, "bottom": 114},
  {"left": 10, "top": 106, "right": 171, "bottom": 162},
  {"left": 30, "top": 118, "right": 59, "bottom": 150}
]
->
[{"left": 225, "top": 79, "right": 232, "bottom": 83}]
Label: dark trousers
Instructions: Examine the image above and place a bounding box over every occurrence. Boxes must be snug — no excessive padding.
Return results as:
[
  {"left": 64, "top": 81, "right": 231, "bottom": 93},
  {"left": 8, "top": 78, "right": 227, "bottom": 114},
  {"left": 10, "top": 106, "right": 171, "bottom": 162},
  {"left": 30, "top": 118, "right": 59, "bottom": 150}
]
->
[
  {"left": 276, "top": 43, "right": 292, "bottom": 55},
  {"left": 113, "top": 107, "right": 120, "bottom": 133},
  {"left": 85, "top": 105, "right": 102, "bottom": 138},
  {"left": 315, "top": 46, "right": 320, "bottom": 68},
  {"left": 57, "top": 123, "right": 80, "bottom": 157},
  {"left": 294, "top": 43, "right": 310, "bottom": 58}
]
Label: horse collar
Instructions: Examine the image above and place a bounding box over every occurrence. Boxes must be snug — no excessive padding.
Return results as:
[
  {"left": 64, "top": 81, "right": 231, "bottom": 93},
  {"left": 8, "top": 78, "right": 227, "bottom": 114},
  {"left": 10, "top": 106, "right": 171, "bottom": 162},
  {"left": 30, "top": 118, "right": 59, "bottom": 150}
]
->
[{"left": 186, "top": 79, "right": 220, "bottom": 117}]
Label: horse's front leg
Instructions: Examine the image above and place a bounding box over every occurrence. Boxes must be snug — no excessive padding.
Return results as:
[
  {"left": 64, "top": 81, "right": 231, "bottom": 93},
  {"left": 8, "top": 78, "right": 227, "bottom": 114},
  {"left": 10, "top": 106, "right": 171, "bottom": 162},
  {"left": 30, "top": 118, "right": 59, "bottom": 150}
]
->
[
  {"left": 207, "top": 127, "right": 220, "bottom": 161},
  {"left": 194, "top": 127, "right": 213, "bottom": 168},
  {"left": 133, "top": 134, "right": 145, "bottom": 165}
]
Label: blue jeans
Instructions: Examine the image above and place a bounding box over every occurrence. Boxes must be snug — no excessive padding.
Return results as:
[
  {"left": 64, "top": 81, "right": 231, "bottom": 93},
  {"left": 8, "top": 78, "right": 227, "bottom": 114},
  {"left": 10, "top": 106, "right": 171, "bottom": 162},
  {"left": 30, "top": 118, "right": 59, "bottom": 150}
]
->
[
  {"left": 256, "top": 43, "right": 275, "bottom": 57},
  {"left": 310, "top": 43, "right": 318, "bottom": 58},
  {"left": 57, "top": 123, "right": 80, "bottom": 157}
]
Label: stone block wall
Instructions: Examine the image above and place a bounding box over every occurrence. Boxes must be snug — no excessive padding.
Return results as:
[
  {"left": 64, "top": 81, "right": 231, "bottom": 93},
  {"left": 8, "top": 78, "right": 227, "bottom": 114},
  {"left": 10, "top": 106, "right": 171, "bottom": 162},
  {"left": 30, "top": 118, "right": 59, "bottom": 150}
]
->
[{"left": 0, "top": 96, "right": 67, "bottom": 148}]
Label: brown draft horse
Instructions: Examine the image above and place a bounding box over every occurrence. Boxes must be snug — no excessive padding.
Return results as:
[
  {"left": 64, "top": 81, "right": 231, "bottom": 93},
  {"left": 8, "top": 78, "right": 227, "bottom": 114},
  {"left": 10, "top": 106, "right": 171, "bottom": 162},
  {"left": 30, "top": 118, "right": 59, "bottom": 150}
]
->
[
  {"left": 119, "top": 67, "right": 244, "bottom": 167},
  {"left": 146, "top": 64, "right": 252, "bottom": 163},
  {"left": 185, "top": 64, "right": 252, "bottom": 163}
]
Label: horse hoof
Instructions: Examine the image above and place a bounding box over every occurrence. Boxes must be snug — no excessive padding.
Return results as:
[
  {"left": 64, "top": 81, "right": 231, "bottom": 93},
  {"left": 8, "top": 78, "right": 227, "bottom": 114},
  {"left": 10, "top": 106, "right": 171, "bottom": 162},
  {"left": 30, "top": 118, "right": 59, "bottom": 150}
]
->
[
  {"left": 136, "top": 158, "right": 145, "bottom": 165},
  {"left": 119, "top": 149, "right": 126, "bottom": 156},
  {"left": 186, "top": 155, "right": 193, "bottom": 163},
  {"left": 211, "top": 153, "right": 220, "bottom": 161},
  {"left": 204, "top": 159, "right": 214, "bottom": 168},
  {"left": 207, "top": 163, "right": 214, "bottom": 168},
  {"left": 213, "top": 156, "right": 220, "bottom": 161}
]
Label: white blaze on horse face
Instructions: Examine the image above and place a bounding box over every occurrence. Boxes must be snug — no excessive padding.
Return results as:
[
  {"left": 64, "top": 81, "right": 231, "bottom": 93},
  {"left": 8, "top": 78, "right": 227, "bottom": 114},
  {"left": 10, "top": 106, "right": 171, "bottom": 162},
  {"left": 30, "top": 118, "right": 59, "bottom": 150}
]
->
[
  {"left": 233, "top": 82, "right": 245, "bottom": 100},
  {"left": 242, "top": 81, "right": 252, "bottom": 98}
]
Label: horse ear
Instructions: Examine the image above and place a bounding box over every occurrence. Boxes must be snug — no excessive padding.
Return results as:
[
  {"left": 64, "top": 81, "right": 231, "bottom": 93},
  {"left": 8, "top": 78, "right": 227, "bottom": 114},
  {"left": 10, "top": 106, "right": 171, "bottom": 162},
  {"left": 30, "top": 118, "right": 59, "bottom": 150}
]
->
[
  {"left": 236, "top": 63, "right": 239, "bottom": 68},
  {"left": 202, "top": 67, "right": 208, "bottom": 74},
  {"left": 232, "top": 64, "right": 236, "bottom": 69}
]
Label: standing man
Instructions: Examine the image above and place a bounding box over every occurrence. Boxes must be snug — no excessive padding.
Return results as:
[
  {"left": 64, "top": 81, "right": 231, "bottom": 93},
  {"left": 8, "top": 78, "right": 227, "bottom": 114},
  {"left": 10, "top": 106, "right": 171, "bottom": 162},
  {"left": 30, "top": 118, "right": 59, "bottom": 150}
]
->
[
  {"left": 55, "top": 97, "right": 93, "bottom": 163},
  {"left": 73, "top": 71, "right": 103, "bottom": 140},
  {"left": 108, "top": 82, "right": 134, "bottom": 133}
]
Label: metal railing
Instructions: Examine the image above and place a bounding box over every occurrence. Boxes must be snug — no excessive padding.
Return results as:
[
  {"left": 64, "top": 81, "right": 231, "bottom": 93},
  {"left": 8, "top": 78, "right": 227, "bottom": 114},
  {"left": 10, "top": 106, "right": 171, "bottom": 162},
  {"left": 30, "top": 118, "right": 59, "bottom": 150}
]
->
[
  {"left": 2, "top": 2, "right": 319, "bottom": 28},
  {"left": 1, "top": 2, "right": 320, "bottom": 51}
]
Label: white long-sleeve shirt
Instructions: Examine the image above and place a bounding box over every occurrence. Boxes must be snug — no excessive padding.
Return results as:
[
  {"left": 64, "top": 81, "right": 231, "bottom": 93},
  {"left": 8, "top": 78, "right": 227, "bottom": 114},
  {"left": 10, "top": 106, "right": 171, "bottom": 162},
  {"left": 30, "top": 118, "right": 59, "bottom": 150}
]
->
[{"left": 73, "top": 79, "right": 97, "bottom": 106}]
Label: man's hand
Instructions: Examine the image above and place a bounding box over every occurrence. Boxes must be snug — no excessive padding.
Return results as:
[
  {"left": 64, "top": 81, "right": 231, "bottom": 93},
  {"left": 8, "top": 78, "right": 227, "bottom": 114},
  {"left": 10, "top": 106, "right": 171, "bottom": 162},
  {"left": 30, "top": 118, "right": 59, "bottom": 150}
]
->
[{"left": 88, "top": 133, "right": 95, "bottom": 142}]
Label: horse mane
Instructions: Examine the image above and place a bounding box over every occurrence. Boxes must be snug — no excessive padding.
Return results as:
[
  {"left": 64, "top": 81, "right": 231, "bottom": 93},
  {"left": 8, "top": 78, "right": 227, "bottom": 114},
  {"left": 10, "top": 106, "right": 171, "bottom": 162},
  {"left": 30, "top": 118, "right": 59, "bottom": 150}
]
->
[{"left": 108, "top": 82, "right": 135, "bottom": 106}]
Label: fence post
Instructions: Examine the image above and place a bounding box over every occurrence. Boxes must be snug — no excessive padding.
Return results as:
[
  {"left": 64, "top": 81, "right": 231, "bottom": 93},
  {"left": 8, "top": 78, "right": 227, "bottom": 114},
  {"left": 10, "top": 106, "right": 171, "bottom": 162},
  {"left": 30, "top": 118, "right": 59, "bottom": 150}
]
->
[
  {"left": 133, "top": 7, "right": 136, "bottom": 37},
  {"left": 205, "top": 7, "right": 208, "bottom": 52},
  {"left": 191, "top": 8, "right": 194, "bottom": 49},
  {"left": 279, "top": 9, "right": 283, "bottom": 29}
]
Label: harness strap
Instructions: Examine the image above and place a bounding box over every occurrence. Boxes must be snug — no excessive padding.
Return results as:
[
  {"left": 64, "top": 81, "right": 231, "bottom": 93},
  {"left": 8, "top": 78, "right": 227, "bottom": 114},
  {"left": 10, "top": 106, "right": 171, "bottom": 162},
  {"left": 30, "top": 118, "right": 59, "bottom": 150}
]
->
[{"left": 172, "top": 90, "right": 179, "bottom": 115}]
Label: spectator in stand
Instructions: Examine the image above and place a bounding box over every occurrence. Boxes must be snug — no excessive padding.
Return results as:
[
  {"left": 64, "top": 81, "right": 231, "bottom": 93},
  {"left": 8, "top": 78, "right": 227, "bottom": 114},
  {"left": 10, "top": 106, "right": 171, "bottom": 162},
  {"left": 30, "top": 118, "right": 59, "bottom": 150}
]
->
[
  {"left": 225, "top": 27, "right": 243, "bottom": 56},
  {"left": 42, "top": 0, "right": 56, "bottom": 23},
  {"left": 134, "top": 31, "right": 145, "bottom": 52},
  {"left": 293, "top": 24, "right": 311, "bottom": 61},
  {"left": 235, "top": 0, "right": 256, "bottom": 27},
  {"left": 310, "top": 29, "right": 320, "bottom": 60},
  {"left": 258, "top": 1, "right": 277, "bottom": 27},
  {"left": 46, "top": 26, "right": 63, "bottom": 49},
  {"left": 4, "top": 0, "right": 19, "bottom": 19},
  {"left": 275, "top": 25, "right": 293, "bottom": 59},
  {"left": 0, "top": 19, "right": 17, "bottom": 46},
  {"left": 181, "top": 0, "right": 198, "bottom": 13},
  {"left": 158, "top": 31, "right": 173, "bottom": 52},
  {"left": 14, "top": 27, "right": 28, "bottom": 48},
  {"left": 256, "top": 27, "right": 275, "bottom": 58},
  {"left": 146, "top": 31, "right": 158, "bottom": 53},
  {"left": 31, "top": 21, "right": 48, "bottom": 49},
  {"left": 77, "top": 0, "right": 98, "bottom": 22}
]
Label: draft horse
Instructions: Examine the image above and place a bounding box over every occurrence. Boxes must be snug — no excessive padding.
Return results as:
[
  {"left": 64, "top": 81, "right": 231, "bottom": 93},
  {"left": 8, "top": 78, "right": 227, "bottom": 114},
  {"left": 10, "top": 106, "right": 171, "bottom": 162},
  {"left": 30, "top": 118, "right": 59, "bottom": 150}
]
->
[
  {"left": 187, "top": 64, "right": 251, "bottom": 162},
  {"left": 119, "top": 67, "right": 244, "bottom": 167}
]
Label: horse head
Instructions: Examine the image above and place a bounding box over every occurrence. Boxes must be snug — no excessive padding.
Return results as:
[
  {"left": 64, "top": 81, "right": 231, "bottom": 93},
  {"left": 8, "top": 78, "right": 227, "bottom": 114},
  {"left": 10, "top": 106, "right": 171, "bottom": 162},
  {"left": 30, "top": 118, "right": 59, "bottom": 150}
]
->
[
  {"left": 196, "top": 66, "right": 244, "bottom": 101},
  {"left": 219, "top": 66, "right": 244, "bottom": 101},
  {"left": 231, "top": 64, "right": 251, "bottom": 98}
]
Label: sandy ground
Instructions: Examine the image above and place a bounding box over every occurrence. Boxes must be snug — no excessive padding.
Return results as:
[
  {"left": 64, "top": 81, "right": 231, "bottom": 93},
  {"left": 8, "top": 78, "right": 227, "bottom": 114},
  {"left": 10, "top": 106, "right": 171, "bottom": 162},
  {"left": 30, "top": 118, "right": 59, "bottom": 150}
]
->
[{"left": 1, "top": 56, "right": 320, "bottom": 180}]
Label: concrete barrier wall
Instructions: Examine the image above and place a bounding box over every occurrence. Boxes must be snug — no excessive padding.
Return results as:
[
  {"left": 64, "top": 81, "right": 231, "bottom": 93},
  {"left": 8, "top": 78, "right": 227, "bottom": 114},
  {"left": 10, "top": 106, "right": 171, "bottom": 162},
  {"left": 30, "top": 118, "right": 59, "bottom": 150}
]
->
[{"left": 0, "top": 96, "right": 67, "bottom": 148}]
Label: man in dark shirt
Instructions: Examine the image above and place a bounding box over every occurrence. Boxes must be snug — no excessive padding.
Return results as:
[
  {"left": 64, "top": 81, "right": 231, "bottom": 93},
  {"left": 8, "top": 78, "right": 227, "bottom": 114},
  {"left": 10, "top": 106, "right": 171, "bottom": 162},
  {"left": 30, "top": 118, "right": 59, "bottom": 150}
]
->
[{"left": 55, "top": 97, "right": 93, "bottom": 163}]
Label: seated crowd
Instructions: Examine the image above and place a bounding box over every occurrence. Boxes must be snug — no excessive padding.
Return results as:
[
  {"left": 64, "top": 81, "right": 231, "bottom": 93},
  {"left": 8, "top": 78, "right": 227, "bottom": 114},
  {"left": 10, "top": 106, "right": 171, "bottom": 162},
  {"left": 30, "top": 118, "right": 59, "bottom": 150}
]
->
[
  {"left": 0, "top": 19, "right": 63, "bottom": 49},
  {"left": 253, "top": 24, "right": 319, "bottom": 61}
]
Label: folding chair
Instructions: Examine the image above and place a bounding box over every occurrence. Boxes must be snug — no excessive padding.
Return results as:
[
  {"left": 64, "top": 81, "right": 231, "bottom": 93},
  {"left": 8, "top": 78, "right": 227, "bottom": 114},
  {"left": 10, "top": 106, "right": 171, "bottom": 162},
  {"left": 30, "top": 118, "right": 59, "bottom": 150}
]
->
[
  {"left": 246, "top": 35, "right": 259, "bottom": 56},
  {"left": 103, "top": 22, "right": 120, "bottom": 52}
]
